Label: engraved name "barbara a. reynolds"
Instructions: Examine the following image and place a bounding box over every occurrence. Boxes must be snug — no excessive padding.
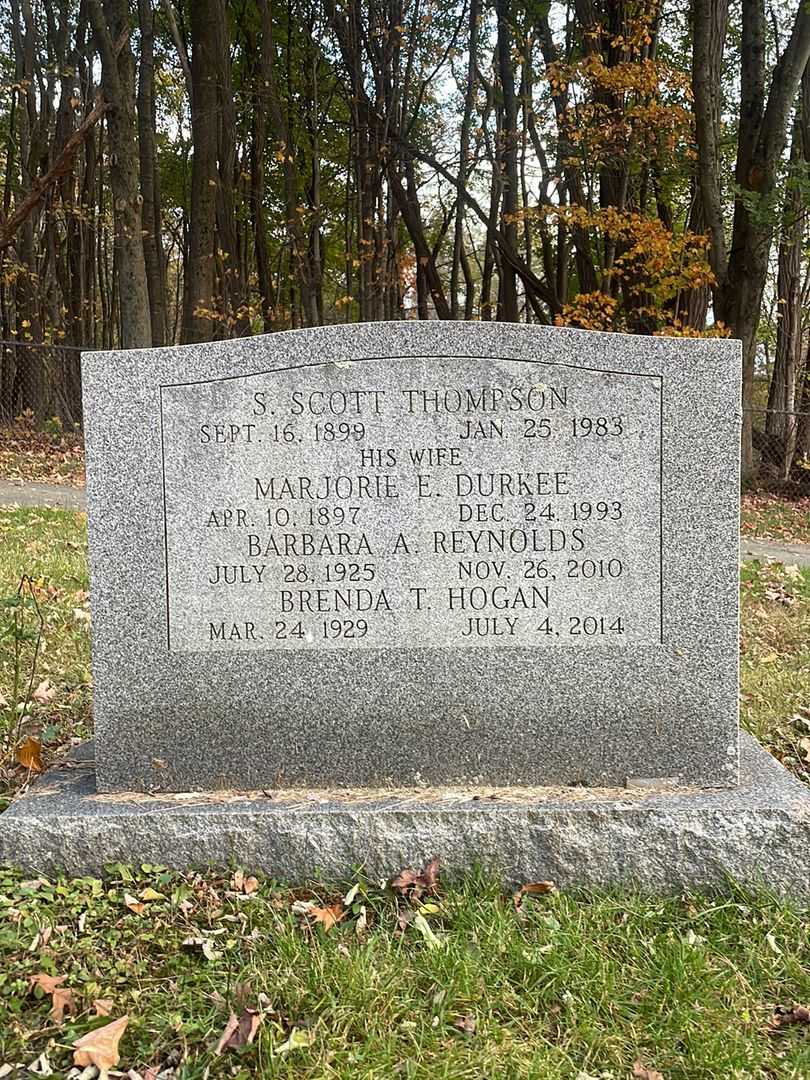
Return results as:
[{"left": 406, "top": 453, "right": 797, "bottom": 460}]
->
[{"left": 159, "top": 357, "right": 663, "bottom": 652}]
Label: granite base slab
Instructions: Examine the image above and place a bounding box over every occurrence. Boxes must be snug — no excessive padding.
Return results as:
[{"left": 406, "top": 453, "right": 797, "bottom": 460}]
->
[{"left": 2, "top": 734, "right": 808, "bottom": 896}]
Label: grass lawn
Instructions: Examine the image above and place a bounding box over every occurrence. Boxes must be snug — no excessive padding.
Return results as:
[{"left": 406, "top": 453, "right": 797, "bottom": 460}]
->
[
  {"left": 1, "top": 507, "right": 809, "bottom": 1078},
  {"left": 741, "top": 491, "right": 810, "bottom": 545}
]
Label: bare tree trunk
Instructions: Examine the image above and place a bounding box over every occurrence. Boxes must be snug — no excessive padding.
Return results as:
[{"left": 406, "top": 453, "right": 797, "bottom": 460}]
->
[
  {"left": 182, "top": 0, "right": 218, "bottom": 343},
  {"left": 137, "top": 0, "right": 168, "bottom": 345},
  {"left": 451, "top": 0, "right": 479, "bottom": 319},
  {"left": 258, "top": 0, "right": 320, "bottom": 327},
  {"left": 495, "top": 0, "right": 519, "bottom": 321},
  {"left": 765, "top": 85, "right": 807, "bottom": 476},
  {"left": 694, "top": 0, "right": 810, "bottom": 477},
  {"left": 88, "top": 0, "right": 151, "bottom": 348},
  {"left": 213, "top": 0, "right": 250, "bottom": 335}
]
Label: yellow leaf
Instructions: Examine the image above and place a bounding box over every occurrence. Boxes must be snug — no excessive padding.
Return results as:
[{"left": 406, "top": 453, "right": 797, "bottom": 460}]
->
[
  {"left": 17, "top": 737, "right": 45, "bottom": 773},
  {"left": 138, "top": 887, "right": 165, "bottom": 902},
  {"left": 73, "top": 1016, "right": 129, "bottom": 1078}
]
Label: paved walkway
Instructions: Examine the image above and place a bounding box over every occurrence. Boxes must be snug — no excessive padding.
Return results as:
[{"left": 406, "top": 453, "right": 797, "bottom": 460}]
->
[
  {"left": 1, "top": 480, "right": 809, "bottom": 566},
  {"left": 739, "top": 537, "right": 810, "bottom": 567},
  {"left": 0, "top": 479, "right": 86, "bottom": 510}
]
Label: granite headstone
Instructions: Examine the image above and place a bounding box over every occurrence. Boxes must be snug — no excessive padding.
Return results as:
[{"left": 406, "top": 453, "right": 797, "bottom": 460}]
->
[{"left": 81, "top": 322, "right": 740, "bottom": 793}]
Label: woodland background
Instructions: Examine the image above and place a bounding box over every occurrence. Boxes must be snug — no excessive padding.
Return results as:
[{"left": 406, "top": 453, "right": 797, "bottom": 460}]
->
[{"left": 1, "top": 0, "right": 810, "bottom": 481}]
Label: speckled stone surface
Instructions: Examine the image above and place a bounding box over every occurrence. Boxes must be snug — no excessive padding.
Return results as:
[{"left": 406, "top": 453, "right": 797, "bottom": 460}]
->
[
  {"left": 82, "top": 323, "right": 741, "bottom": 793},
  {"left": 1, "top": 735, "right": 808, "bottom": 896}
]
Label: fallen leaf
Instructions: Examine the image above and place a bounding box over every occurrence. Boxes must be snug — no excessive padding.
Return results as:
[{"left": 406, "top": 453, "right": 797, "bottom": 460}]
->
[
  {"left": 28, "top": 972, "right": 75, "bottom": 1023},
  {"left": 215, "top": 1008, "right": 262, "bottom": 1053},
  {"left": 230, "top": 870, "right": 259, "bottom": 894},
  {"left": 27, "top": 1052, "right": 53, "bottom": 1076},
  {"left": 275, "top": 1027, "right": 314, "bottom": 1054},
  {"left": 73, "top": 1016, "right": 129, "bottom": 1078},
  {"left": 632, "top": 1061, "right": 665, "bottom": 1080},
  {"left": 32, "top": 679, "right": 56, "bottom": 704},
  {"left": 94, "top": 998, "right": 115, "bottom": 1016},
  {"left": 391, "top": 857, "right": 441, "bottom": 899},
  {"left": 16, "top": 736, "right": 45, "bottom": 773},
  {"left": 138, "top": 887, "right": 166, "bottom": 902},
  {"left": 513, "top": 880, "right": 558, "bottom": 908},
  {"left": 50, "top": 986, "right": 75, "bottom": 1024},
  {"left": 453, "top": 1014, "right": 476, "bottom": 1034},
  {"left": 411, "top": 911, "right": 441, "bottom": 948},
  {"left": 29, "top": 973, "right": 66, "bottom": 995},
  {"left": 123, "top": 892, "right": 146, "bottom": 916},
  {"left": 182, "top": 936, "right": 220, "bottom": 960},
  {"left": 291, "top": 899, "right": 344, "bottom": 930},
  {"left": 310, "top": 903, "right": 344, "bottom": 930},
  {"left": 767, "top": 1004, "right": 810, "bottom": 1034},
  {"left": 343, "top": 883, "right": 360, "bottom": 905},
  {"left": 356, "top": 904, "right": 368, "bottom": 935}
]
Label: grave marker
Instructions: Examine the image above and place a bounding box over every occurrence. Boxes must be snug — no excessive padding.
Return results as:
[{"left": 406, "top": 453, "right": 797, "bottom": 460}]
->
[{"left": 80, "top": 323, "right": 739, "bottom": 793}]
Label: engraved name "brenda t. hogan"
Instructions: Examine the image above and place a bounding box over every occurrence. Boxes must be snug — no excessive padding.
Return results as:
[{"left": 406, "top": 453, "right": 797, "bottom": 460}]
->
[{"left": 159, "top": 357, "right": 662, "bottom": 652}]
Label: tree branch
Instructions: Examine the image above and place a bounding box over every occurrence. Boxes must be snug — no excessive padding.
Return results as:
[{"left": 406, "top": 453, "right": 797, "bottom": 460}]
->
[{"left": 0, "top": 96, "right": 109, "bottom": 251}]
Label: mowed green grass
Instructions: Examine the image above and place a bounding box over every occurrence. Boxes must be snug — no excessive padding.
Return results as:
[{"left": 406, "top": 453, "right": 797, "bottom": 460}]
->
[
  {"left": 0, "top": 507, "right": 91, "bottom": 806},
  {"left": 0, "top": 508, "right": 809, "bottom": 1078},
  {"left": 1, "top": 866, "right": 810, "bottom": 1079}
]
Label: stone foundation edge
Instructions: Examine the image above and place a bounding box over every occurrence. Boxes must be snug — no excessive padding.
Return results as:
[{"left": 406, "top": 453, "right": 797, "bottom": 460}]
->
[{"left": 2, "top": 733, "right": 808, "bottom": 897}]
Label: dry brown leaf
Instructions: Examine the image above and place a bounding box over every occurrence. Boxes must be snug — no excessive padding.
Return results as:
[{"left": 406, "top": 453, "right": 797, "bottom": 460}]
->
[
  {"left": 632, "top": 1060, "right": 665, "bottom": 1080},
  {"left": 29, "top": 972, "right": 65, "bottom": 995},
  {"left": 94, "top": 998, "right": 115, "bottom": 1016},
  {"left": 32, "top": 679, "right": 56, "bottom": 705},
  {"left": 453, "top": 1014, "right": 477, "bottom": 1034},
  {"left": 123, "top": 892, "right": 146, "bottom": 916},
  {"left": 16, "top": 736, "right": 45, "bottom": 773},
  {"left": 310, "top": 903, "right": 344, "bottom": 930},
  {"left": 390, "top": 868, "right": 420, "bottom": 891},
  {"left": 215, "top": 1008, "right": 262, "bottom": 1053},
  {"left": 73, "top": 1015, "right": 129, "bottom": 1078},
  {"left": 512, "top": 881, "right": 558, "bottom": 908},
  {"left": 51, "top": 986, "right": 76, "bottom": 1024},
  {"left": 29, "top": 971, "right": 74, "bottom": 1023},
  {"left": 231, "top": 870, "right": 259, "bottom": 894},
  {"left": 767, "top": 1004, "right": 810, "bottom": 1034},
  {"left": 391, "top": 857, "right": 441, "bottom": 899}
]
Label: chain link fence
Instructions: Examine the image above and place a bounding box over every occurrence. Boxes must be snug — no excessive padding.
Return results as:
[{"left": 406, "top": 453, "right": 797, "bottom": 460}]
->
[
  {"left": 0, "top": 340, "right": 85, "bottom": 430},
  {"left": 0, "top": 340, "right": 809, "bottom": 496},
  {"left": 746, "top": 406, "right": 810, "bottom": 495}
]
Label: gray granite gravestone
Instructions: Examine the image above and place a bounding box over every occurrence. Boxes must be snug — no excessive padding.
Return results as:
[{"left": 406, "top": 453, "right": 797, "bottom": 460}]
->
[
  {"left": 84, "top": 322, "right": 738, "bottom": 793},
  {"left": 3, "top": 322, "right": 809, "bottom": 893}
]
